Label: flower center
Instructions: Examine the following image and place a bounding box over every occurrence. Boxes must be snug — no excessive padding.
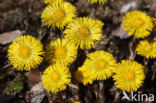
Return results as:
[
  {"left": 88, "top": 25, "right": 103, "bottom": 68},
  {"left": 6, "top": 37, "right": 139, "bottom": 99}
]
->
[
  {"left": 125, "top": 69, "right": 135, "bottom": 80},
  {"left": 144, "top": 44, "right": 152, "bottom": 52},
  {"left": 78, "top": 26, "right": 90, "bottom": 37},
  {"left": 51, "top": 72, "right": 59, "bottom": 80},
  {"left": 95, "top": 60, "right": 107, "bottom": 68},
  {"left": 18, "top": 46, "right": 31, "bottom": 59},
  {"left": 53, "top": 9, "right": 66, "bottom": 20},
  {"left": 134, "top": 18, "right": 144, "bottom": 27},
  {"left": 54, "top": 46, "right": 66, "bottom": 57}
]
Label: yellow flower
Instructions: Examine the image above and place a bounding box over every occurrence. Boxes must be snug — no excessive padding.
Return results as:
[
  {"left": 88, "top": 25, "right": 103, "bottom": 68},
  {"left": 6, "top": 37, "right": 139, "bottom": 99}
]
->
[
  {"left": 74, "top": 66, "right": 95, "bottom": 85},
  {"left": 136, "top": 40, "right": 156, "bottom": 58},
  {"left": 64, "top": 17, "right": 104, "bottom": 49},
  {"left": 88, "top": 0, "right": 107, "bottom": 4},
  {"left": 122, "top": 11, "right": 153, "bottom": 38},
  {"left": 42, "top": 64, "right": 71, "bottom": 93},
  {"left": 41, "top": 1, "right": 76, "bottom": 29},
  {"left": 95, "top": 19, "right": 104, "bottom": 27},
  {"left": 73, "top": 101, "right": 81, "bottom": 103},
  {"left": 8, "top": 35, "right": 44, "bottom": 71},
  {"left": 113, "top": 60, "right": 145, "bottom": 92},
  {"left": 44, "top": 0, "right": 62, "bottom": 4},
  {"left": 45, "top": 38, "right": 77, "bottom": 65},
  {"left": 84, "top": 51, "right": 116, "bottom": 80}
]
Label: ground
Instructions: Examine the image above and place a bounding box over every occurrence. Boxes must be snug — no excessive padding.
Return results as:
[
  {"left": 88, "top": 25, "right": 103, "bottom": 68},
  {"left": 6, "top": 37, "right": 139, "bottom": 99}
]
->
[{"left": 0, "top": 0, "right": 156, "bottom": 103}]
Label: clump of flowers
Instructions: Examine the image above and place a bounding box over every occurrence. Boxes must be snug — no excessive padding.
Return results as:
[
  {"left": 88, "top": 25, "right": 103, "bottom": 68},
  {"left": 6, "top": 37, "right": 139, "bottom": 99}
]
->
[
  {"left": 88, "top": 0, "right": 107, "bottom": 4},
  {"left": 84, "top": 51, "right": 116, "bottom": 80},
  {"left": 136, "top": 40, "right": 156, "bottom": 58},
  {"left": 45, "top": 38, "right": 77, "bottom": 66},
  {"left": 41, "top": 1, "right": 76, "bottom": 29},
  {"left": 42, "top": 64, "right": 71, "bottom": 93},
  {"left": 7, "top": 0, "right": 156, "bottom": 101},
  {"left": 113, "top": 60, "right": 145, "bottom": 92},
  {"left": 122, "top": 11, "right": 153, "bottom": 38},
  {"left": 64, "top": 17, "right": 104, "bottom": 49},
  {"left": 8, "top": 35, "right": 44, "bottom": 71},
  {"left": 44, "top": 0, "right": 62, "bottom": 4}
]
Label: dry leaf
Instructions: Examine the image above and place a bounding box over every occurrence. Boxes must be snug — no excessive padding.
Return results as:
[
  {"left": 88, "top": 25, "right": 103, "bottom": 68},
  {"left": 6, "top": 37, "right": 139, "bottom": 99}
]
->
[
  {"left": 0, "top": 30, "right": 22, "bottom": 45},
  {"left": 112, "top": 27, "right": 130, "bottom": 39}
]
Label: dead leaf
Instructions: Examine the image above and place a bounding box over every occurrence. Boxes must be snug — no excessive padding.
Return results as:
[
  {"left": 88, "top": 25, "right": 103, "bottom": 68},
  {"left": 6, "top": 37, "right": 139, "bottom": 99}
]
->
[
  {"left": 26, "top": 82, "right": 45, "bottom": 103},
  {"left": 0, "top": 30, "right": 22, "bottom": 45},
  {"left": 30, "top": 82, "right": 44, "bottom": 95},
  {"left": 120, "top": 1, "right": 137, "bottom": 13},
  {"left": 31, "top": 94, "right": 45, "bottom": 103},
  {"left": 0, "top": 0, "right": 13, "bottom": 12},
  {"left": 112, "top": 27, "right": 130, "bottom": 39},
  {"left": 26, "top": 71, "right": 41, "bottom": 82}
]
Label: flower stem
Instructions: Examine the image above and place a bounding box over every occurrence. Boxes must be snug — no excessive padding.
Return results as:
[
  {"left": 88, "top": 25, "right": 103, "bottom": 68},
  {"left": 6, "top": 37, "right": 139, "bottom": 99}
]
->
[
  {"left": 143, "top": 57, "right": 149, "bottom": 74},
  {"left": 89, "top": 4, "right": 98, "bottom": 18},
  {"left": 128, "top": 36, "right": 136, "bottom": 60},
  {"left": 98, "top": 81, "right": 105, "bottom": 103}
]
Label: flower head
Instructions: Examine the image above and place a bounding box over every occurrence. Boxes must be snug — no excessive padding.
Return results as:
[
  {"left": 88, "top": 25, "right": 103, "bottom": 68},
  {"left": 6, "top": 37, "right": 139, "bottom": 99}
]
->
[
  {"left": 8, "top": 35, "right": 44, "bottom": 71},
  {"left": 73, "top": 101, "right": 81, "bottom": 103},
  {"left": 74, "top": 66, "right": 95, "bottom": 85},
  {"left": 84, "top": 51, "right": 116, "bottom": 80},
  {"left": 88, "top": 0, "right": 107, "bottom": 4},
  {"left": 44, "top": 0, "right": 62, "bottom": 4},
  {"left": 45, "top": 38, "right": 77, "bottom": 66},
  {"left": 113, "top": 60, "right": 145, "bottom": 92},
  {"left": 41, "top": 1, "right": 76, "bottom": 29},
  {"left": 95, "top": 19, "right": 104, "bottom": 27},
  {"left": 136, "top": 40, "right": 156, "bottom": 58},
  {"left": 64, "top": 17, "right": 104, "bottom": 49},
  {"left": 42, "top": 64, "right": 71, "bottom": 93},
  {"left": 122, "top": 11, "right": 153, "bottom": 38}
]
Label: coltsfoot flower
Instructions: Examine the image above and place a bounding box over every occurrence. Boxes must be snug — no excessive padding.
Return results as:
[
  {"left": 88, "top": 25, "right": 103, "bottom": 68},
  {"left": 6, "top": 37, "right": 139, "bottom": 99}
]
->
[
  {"left": 45, "top": 38, "right": 77, "bottom": 66},
  {"left": 136, "top": 40, "right": 156, "bottom": 58},
  {"left": 41, "top": 1, "right": 76, "bottom": 29},
  {"left": 74, "top": 66, "right": 95, "bottom": 85},
  {"left": 42, "top": 64, "right": 71, "bottom": 93},
  {"left": 73, "top": 101, "right": 81, "bottom": 103},
  {"left": 64, "top": 17, "right": 104, "bottom": 49},
  {"left": 8, "top": 35, "right": 44, "bottom": 71},
  {"left": 44, "top": 0, "right": 62, "bottom": 4},
  {"left": 88, "top": 0, "right": 107, "bottom": 4},
  {"left": 84, "top": 51, "right": 116, "bottom": 80},
  {"left": 113, "top": 60, "right": 145, "bottom": 92},
  {"left": 122, "top": 11, "right": 153, "bottom": 38}
]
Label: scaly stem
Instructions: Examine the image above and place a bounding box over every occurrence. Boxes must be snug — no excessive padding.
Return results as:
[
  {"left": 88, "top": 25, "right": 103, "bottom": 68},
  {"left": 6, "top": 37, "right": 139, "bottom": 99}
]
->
[
  {"left": 143, "top": 57, "right": 149, "bottom": 74},
  {"left": 89, "top": 4, "right": 98, "bottom": 18},
  {"left": 88, "top": 84, "right": 96, "bottom": 103},
  {"left": 113, "top": 90, "right": 121, "bottom": 103},
  {"left": 98, "top": 81, "right": 104, "bottom": 103},
  {"left": 45, "top": 90, "right": 53, "bottom": 103},
  {"left": 128, "top": 36, "right": 136, "bottom": 60}
]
